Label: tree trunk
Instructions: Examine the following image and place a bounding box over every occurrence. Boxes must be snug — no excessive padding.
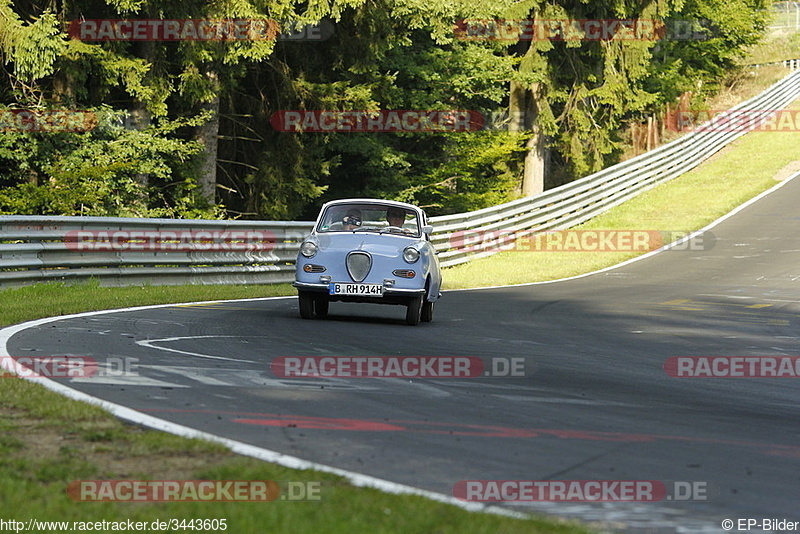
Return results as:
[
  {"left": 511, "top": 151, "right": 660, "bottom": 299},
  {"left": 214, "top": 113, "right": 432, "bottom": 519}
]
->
[
  {"left": 509, "top": 80, "right": 546, "bottom": 197},
  {"left": 196, "top": 69, "right": 220, "bottom": 205},
  {"left": 522, "top": 122, "right": 546, "bottom": 197},
  {"left": 52, "top": 73, "right": 75, "bottom": 103},
  {"left": 131, "top": 40, "right": 155, "bottom": 197},
  {"left": 52, "top": 0, "right": 76, "bottom": 104}
]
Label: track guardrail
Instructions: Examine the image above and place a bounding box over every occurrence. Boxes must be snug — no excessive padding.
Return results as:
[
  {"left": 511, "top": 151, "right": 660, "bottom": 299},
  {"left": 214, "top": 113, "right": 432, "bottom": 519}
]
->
[{"left": 3, "top": 68, "right": 800, "bottom": 286}]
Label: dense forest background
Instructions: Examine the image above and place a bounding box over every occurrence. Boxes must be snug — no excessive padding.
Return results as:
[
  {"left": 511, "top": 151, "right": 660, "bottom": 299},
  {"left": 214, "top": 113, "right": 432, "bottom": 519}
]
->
[{"left": 0, "top": 0, "right": 770, "bottom": 220}]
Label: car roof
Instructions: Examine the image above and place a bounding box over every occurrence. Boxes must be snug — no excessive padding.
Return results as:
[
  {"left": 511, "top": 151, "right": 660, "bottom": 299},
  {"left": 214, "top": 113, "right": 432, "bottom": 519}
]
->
[{"left": 320, "top": 198, "right": 424, "bottom": 214}]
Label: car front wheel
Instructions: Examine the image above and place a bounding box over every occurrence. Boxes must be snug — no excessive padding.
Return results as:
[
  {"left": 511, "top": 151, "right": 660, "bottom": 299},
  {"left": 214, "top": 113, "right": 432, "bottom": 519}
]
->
[
  {"left": 406, "top": 295, "right": 423, "bottom": 326},
  {"left": 298, "top": 291, "right": 314, "bottom": 319},
  {"left": 421, "top": 300, "right": 434, "bottom": 322},
  {"left": 314, "top": 296, "right": 329, "bottom": 318}
]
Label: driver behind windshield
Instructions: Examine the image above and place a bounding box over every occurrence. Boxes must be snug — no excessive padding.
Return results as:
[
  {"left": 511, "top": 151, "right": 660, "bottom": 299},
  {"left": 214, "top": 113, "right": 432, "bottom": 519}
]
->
[{"left": 386, "top": 207, "right": 406, "bottom": 228}]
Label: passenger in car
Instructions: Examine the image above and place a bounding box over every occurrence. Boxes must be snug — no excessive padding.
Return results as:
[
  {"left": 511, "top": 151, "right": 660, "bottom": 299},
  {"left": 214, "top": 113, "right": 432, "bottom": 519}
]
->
[{"left": 342, "top": 208, "right": 362, "bottom": 230}]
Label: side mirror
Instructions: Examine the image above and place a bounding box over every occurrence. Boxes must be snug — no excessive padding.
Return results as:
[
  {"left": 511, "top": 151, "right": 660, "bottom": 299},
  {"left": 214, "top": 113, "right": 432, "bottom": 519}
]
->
[{"left": 422, "top": 225, "right": 433, "bottom": 235}]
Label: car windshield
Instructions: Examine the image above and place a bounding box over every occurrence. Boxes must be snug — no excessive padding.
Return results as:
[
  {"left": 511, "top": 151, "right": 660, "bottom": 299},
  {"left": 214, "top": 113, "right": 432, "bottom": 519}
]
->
[{"left": 317, "top": 204, "right": 421, "bottom": 237}]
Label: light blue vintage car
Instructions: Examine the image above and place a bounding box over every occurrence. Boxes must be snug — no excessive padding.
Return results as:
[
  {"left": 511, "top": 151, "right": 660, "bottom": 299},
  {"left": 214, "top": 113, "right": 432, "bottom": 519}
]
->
[{"left": 293, "top": 199, "right": 443, "bottom": 325}]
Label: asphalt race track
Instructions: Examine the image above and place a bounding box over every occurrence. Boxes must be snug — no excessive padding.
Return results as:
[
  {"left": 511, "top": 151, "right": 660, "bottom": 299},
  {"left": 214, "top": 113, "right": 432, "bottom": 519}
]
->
[{"left": 6, "top": 176, "right": 800, "bottom": 532}]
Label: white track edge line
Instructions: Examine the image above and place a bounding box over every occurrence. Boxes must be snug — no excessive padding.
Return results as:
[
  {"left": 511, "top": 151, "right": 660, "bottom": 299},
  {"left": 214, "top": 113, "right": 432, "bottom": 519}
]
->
[
  {"left": 2, "top": 169, "right": 798, "bottom": 523},
  {"left": 0, "top": 300, "right": 526, "bottom": 521}
]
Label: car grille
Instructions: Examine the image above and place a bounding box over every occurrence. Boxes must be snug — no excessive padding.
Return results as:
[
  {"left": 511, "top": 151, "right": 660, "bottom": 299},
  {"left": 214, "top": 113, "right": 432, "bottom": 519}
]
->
[{"left": 346, "top": 252, "right": 372, "bottom": 282}]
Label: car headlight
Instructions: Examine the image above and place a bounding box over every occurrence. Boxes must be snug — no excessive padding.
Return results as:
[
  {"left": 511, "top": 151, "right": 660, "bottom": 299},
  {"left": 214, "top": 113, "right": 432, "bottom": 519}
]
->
[
  {"left": 403, "top": 246, "right": 420, "bottom": 263},
  {"left": 300, "top": 241, "right": 318, "bottom": 258}
]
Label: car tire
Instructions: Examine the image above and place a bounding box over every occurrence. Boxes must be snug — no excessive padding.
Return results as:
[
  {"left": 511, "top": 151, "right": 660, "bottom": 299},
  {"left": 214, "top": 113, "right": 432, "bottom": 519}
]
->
[
  {"left": 298, "top": 291, "right": 314, "bottom": 319},
  {"left": 421, "top": 300, "right": 434, "bottom": 322},
  {"left": 314, "top": 296, "right": 329, "bottom": 318},
  {"left": 406, "top": 295, "right": 423, "bottom": 326}
]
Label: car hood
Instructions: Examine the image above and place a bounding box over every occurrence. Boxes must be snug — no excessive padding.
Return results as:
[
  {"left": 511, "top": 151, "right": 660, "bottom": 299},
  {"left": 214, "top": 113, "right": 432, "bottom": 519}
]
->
[{"left": 315, "top": 232, "right": 419, "bottom": 259}]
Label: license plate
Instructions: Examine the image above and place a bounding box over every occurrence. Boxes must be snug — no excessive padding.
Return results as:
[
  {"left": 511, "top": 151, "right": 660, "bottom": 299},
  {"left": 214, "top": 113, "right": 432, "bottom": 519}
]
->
[{"left": 329, "top": 283, "right": 383, "bottom": 296}]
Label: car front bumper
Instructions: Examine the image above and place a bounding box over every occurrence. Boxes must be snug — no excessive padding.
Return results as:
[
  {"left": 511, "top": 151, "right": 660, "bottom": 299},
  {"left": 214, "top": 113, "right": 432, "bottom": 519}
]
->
[{"left": 293, "top": 281, "right": 426, "bottom": 303}]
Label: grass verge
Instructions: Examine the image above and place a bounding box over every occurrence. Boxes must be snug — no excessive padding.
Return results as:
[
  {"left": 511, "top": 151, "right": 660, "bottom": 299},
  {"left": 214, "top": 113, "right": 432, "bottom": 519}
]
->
[
  {"left": 742, "top": 27, "right": 800, "bottom": 65},
  {"left": 0, "top": 282, "right": 294, "bottom": 328}
]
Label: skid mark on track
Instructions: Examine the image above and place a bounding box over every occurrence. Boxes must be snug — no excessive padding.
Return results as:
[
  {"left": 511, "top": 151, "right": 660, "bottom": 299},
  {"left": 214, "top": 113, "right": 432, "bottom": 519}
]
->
[{"left": 141, "top": 408, "right": 800, "bottom": 459}]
